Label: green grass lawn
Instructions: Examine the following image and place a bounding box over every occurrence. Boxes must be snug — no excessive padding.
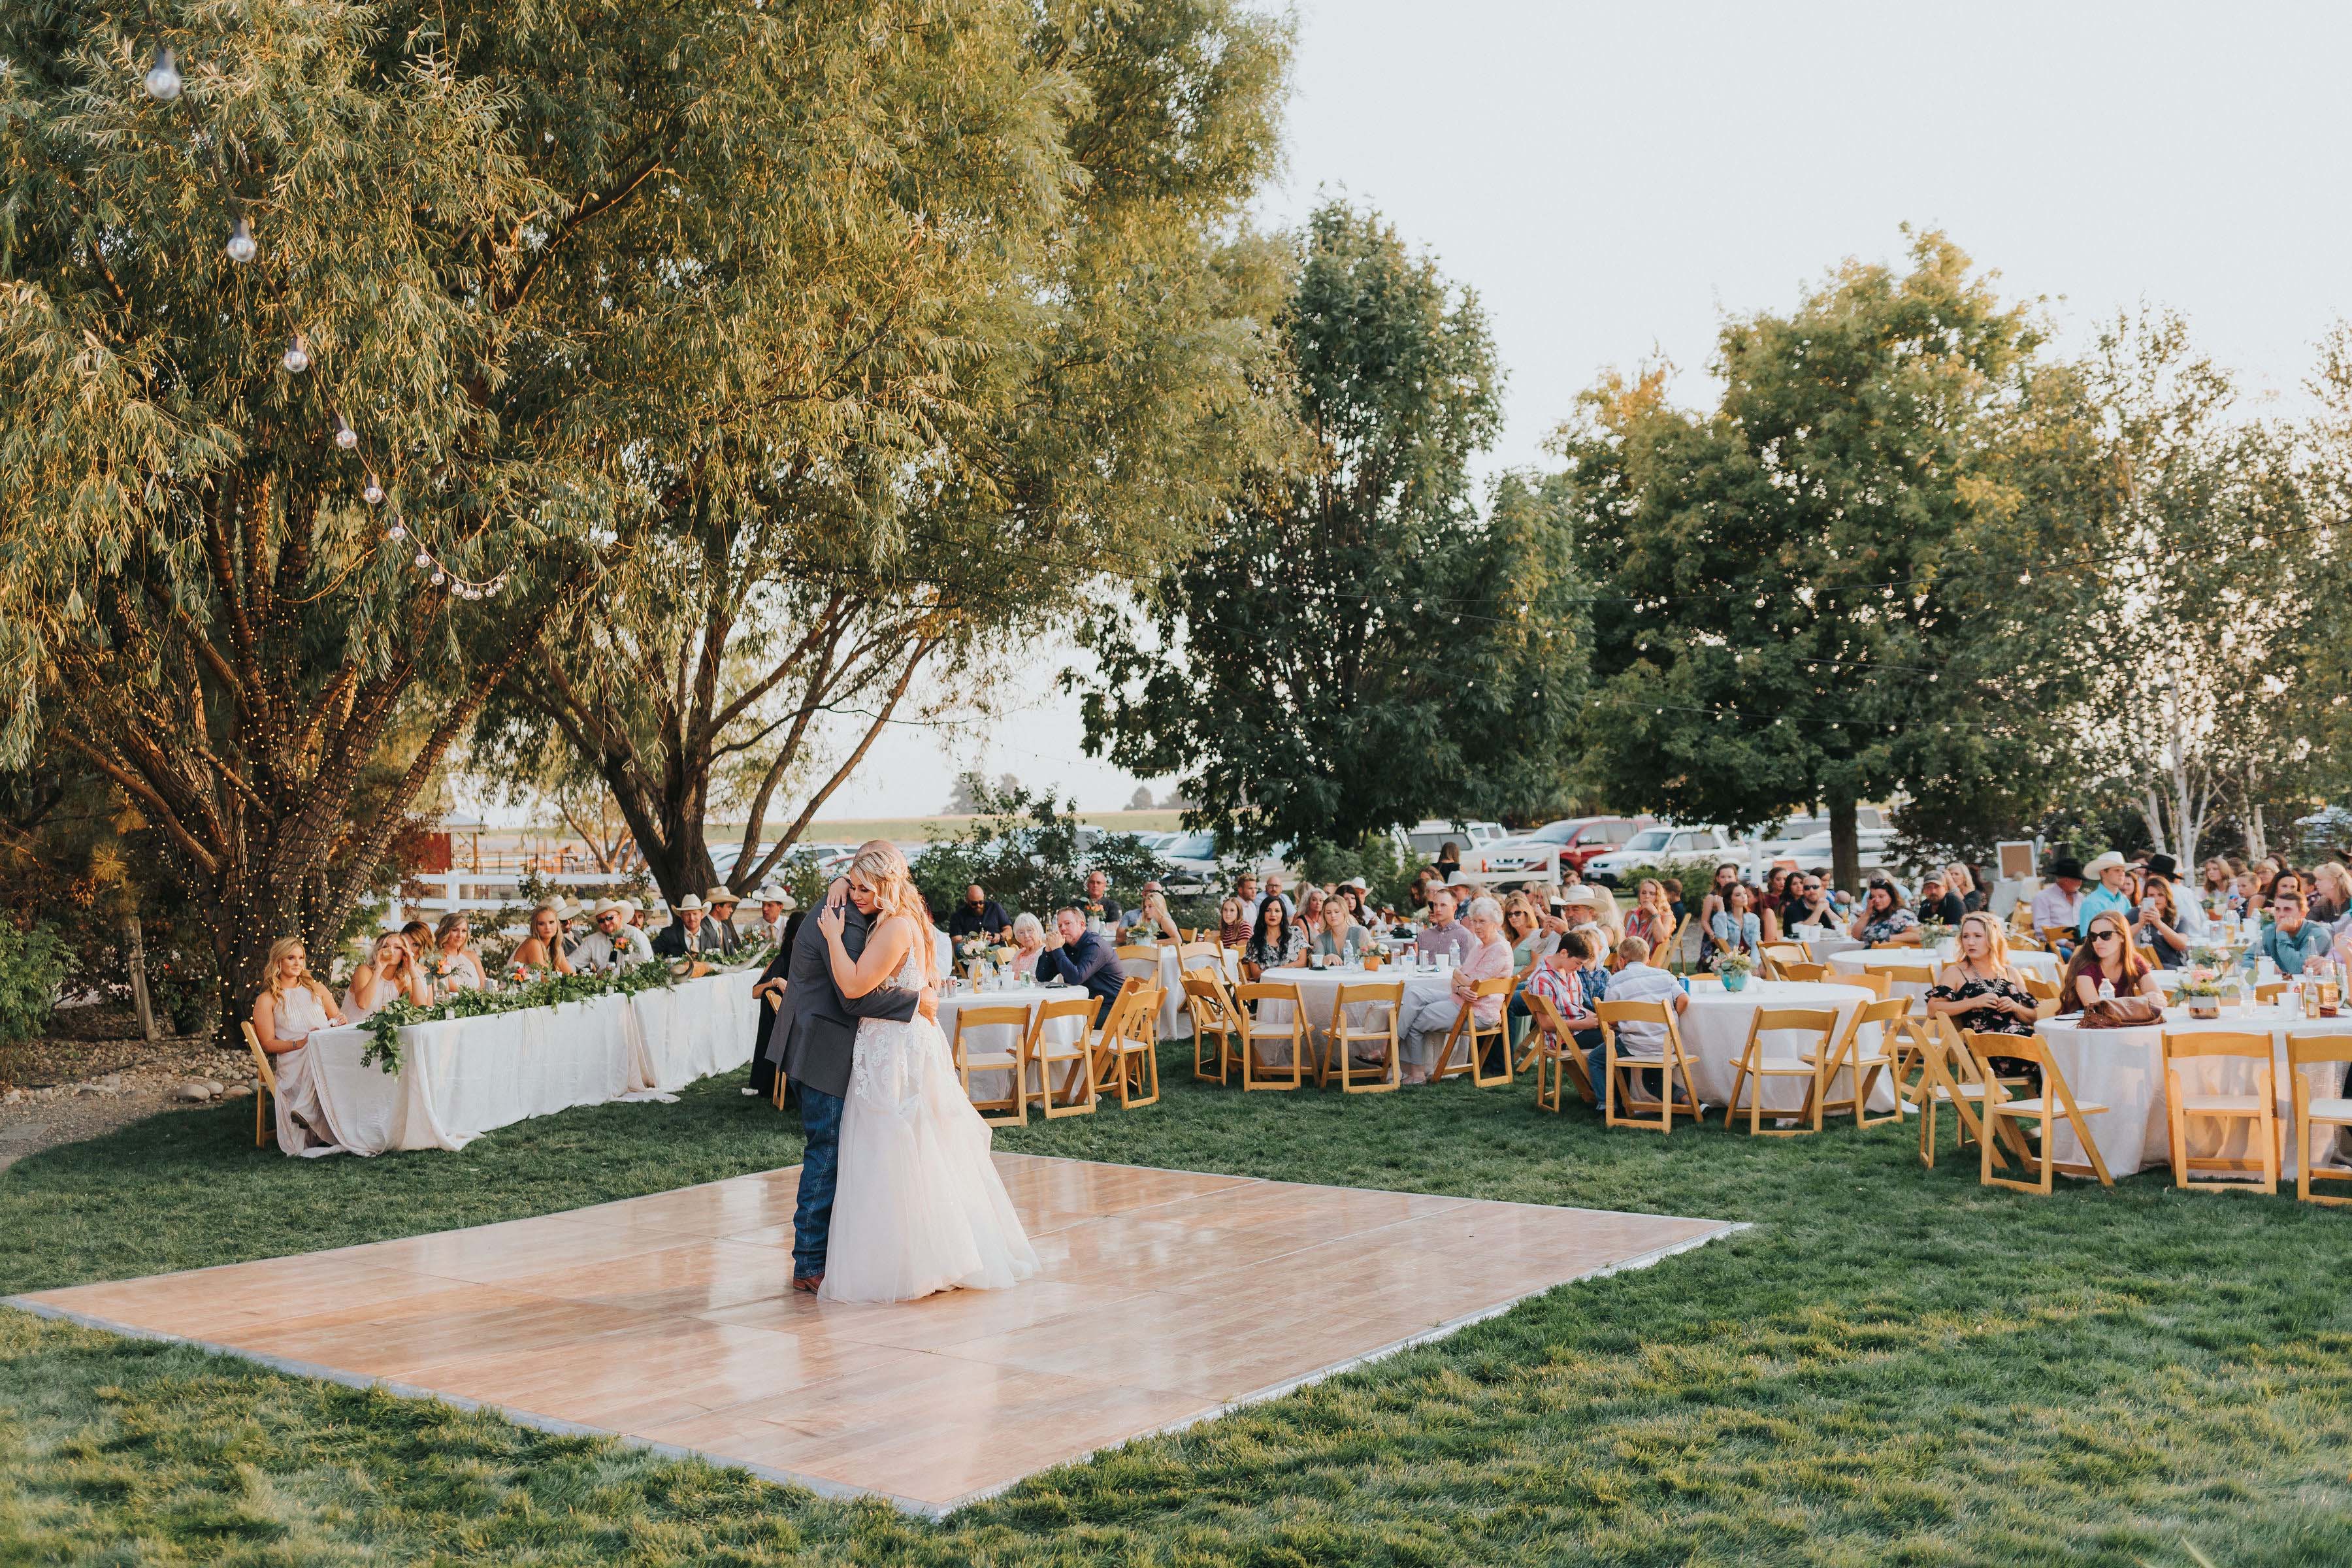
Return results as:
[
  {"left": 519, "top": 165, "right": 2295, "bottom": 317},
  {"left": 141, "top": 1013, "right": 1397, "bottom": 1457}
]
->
[{"left": 5, "top": 1052, "right": 2351, "bottom": 1565}]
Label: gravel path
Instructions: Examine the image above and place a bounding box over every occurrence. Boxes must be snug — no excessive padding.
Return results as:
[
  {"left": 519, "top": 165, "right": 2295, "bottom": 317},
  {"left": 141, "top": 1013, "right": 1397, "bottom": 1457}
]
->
[{"left": 1, "top": 1023, "right": 260, "bottom": 1172}]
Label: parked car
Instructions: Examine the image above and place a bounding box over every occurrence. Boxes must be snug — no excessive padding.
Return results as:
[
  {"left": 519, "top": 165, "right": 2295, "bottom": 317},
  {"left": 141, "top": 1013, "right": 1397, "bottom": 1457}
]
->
[
  {"left": 1780, "top": 826, "right": 1897, "bottom": 880},
  {"left": 1470, "top": 816, "right": 1654, "bottom": 884},
  {"left": 1149, "top": 832, "right": 1290, "bottom": 896},
  {"left": 1399, "top": 819, "right": 1507, "bottom": 860},
  {"left": 1581, "top": 825, "right": 1740, "bottom": 886}
]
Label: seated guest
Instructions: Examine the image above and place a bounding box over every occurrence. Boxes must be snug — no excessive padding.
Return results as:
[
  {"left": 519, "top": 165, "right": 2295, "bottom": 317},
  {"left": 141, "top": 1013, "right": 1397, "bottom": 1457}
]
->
[
  {"left": 572, "top": 898, "right": 655, "bottom": 970},
  {"left": 2257, "top": 892, "right": 2332, "bottom": 975},
  {"left": 1131, "top": 887, "right": 1183, "bottom": 945},
  {"left": 949, "top": 884, "right": 1011, "bottom": 940},
  {"left": 344, "top": 930, "right": 431, "bottom": 1020},
  {"left": 2144, "top": 854, "right": 2207, "bottom": 941},
  {"left": 1413, "top": 889, "right": 1477, "bottom": 966},
  {"left": 1503, "top": 893, "right": 1554, "bottom": 972},
  {"left": 651, "top": 894, "right": 720, "bottom": 959},
  {"left": 1297, "top": 886, "right": 1326, "bottom": 936},
  {"left": 2310, "top": 862, "right": 2352, "bottom": 926},
  {"left": 2200, "top": 858, "right": 2236, "bottom": 909},
  {"left": 1695, "top": 862, "right": 1741, "bottom": 957},
  {"left": 1587, "top": 883, "right": 1627, "bottom": 943},
  {"left": 1035, "top": 906, "right": 1125, "bottom": 1021},
  {"left": 751, "top": 887, "right": 793, "bottom": 948},
  {"left": 1622, "top": 879, "right": 1674, "bottom": 953},
  {"left": 249, "top": 936, "right": 348, "bottom": 1152},
  {"left": 2059, "top": 909, "right": 2165, "bottom": 1012},
  {"left": 1918, "top": 871, "right": 1966, "bottom": 928},
  {"left": 2133, "top": 878, "right": 2190, "bottom": 968},
  {"left": 1925, "top": 912, "right": 2040, "bottom": 1039},
  {"left": 1080, "top": 869, "right": 1124, "bottom": 934},
  {"left": 2030, "top": 857, "right": 2086, "bottom": 945},
  {"left": 1520, "top": 928, "right": 1603, "bottom": 1063},
  {"left": 1311, "top": 895, "right": 1373, "bottom": 964},
  {"left": 1433, "top": 840, "right": 1463, "bottom": 883},
  {"left": 433, "top": 912, "right": 486, "bottom": 990},
  {"left": 1217, "top": 896, "right": 1250, "bottom": 949},
  {"left": 512, "top": 904, "right": 577, "bottom": 978},
  {"left": 1584, "top": 935, "right": 1687, "bottom": 1111},
  {"left": 1260, "top": 872, "right": 1298, "bottom": 923},
  {"left": 2074, "top": 852, "right": 2134, "bottom": 937},
  {"left": 1007, "top": 912, "right": 1048, "bottom": 978},
  {"left": 398, "top": 919, "right": 436, "bottom": 968},
  {"left": 1709, "top": 882, "right": 1764, "bottom": 965},
  {"left": 1234, "top": 872, "right": 1262, "bottom": 921},
  {"left": 1340, "top": 881, "right": 1372, "bottom": 926},
  {"left": 704, "top": 889, "right": 745, "bottom": 955},
  {"left": 1662, "top": 877, "right": 1688, "bottom": 923},
  {"left": 1243, "top": 896, "right": 1305, "bottom": 977},
  {"left": 1786, "top": 875, "right": 1838, "bottom": 932},
  {"left": 1847, "top": 880, "right": 1921, "bottom": 947},
  {"left": 1946, "top": 862, "right": 1986, "bottom": 915},
  {"left": 1558, "top": 886, "right": 1610, "bottom": 953},
  {"left": 1401, "top": 896, "right": 1511, "bottom": 1085}
]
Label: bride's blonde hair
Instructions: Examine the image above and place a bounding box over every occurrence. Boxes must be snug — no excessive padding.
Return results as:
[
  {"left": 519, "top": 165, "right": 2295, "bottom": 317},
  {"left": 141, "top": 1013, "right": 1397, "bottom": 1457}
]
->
[{"left": 847, "top": 840, "right": 934, "bottom": 984}]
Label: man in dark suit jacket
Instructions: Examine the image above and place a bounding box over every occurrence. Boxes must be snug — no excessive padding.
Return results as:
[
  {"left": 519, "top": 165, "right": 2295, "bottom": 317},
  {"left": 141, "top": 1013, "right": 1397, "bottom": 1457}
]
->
[
  {"left": 1033, "top": 906, "right": 1125, "bottom": 1022},
  {"left": 760, "top": 868, "right": 932, "bottom": 1290},
  {"left": 744, "top": 910, "right": 805, "bottom": 1102},
  {"left": 651, "top": 895, "right": 725, "bottom": 959}
]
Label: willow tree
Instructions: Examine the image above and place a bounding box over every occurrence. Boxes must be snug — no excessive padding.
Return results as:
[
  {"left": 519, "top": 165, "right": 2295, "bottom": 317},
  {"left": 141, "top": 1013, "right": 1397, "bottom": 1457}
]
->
[
  {"left": 479, "top": 0, "right": 1295, "bottom": 903},
  {"left": 0, "top": 1, "right": 1134, "bottom": 1025}
]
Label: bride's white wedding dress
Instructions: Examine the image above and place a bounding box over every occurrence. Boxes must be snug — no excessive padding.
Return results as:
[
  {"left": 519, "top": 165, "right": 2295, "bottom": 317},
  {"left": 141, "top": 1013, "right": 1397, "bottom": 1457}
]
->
[{"left": 819, "top": 935, "right": 1040, "bottom": 1302}]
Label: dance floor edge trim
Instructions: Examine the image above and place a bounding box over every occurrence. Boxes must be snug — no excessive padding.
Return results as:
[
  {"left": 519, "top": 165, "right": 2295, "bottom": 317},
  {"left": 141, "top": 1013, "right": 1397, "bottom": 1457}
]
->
[{"left": 7, "top": 1220, "right": 1744, "bottom": 1518}]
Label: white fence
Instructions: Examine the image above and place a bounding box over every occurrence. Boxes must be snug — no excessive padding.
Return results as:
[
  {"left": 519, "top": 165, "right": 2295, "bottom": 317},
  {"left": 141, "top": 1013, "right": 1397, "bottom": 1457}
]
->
[{"left": 397, "top": 870, "right": 637, "bottom": 921}]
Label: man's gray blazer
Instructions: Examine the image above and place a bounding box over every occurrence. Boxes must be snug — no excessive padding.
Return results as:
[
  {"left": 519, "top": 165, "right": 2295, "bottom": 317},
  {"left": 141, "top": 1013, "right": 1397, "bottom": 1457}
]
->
[{"left": 762, "top": 901, "right": 921, "bottom": 1100}]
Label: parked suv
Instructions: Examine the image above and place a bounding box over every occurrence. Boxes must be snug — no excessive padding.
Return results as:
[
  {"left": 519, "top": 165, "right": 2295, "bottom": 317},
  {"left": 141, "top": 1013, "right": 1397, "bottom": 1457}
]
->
[
  {"left": 1470, "top": 816, "right": 1654, "bottom": 884},
  {"left": 1581, "top": 825, "right": 1740, "bottom": 887}
]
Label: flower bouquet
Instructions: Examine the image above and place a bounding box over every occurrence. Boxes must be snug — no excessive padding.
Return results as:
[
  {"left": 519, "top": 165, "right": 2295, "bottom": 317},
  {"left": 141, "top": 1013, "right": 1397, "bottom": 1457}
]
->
[
  {"left": 2177, "top": 971, "right": 2223, "bottom": 1019},
  {"left": 1715, "top": 951, "right": 1756, "bottom": 992}
]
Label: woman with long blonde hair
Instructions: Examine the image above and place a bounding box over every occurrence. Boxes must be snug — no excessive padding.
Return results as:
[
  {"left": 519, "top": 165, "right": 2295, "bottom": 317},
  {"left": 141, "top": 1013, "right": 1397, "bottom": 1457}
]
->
[
  {"left": 809, "top": 840, "right": 1036, "bottom": 1302},
  {"left": 249, "top": 936, "right": 348, "bottom": 1153},
  {"left": 345, "top": 930, "right": 431, "bottom": 1020}
]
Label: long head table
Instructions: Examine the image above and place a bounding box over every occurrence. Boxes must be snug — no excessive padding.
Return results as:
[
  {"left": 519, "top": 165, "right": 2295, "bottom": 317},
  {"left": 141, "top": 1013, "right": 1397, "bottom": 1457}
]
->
[{"left": 290, "top": 966, "right": 762, "bottom": 1156}]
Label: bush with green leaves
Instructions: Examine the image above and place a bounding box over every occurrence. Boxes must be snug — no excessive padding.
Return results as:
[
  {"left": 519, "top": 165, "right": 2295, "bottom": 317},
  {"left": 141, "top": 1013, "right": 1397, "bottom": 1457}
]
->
[
  {"left": 1296, "top": 838, "right": 1420, "bottom": 912},
  {"left": 913, "top": 785, "right": 1165, "bottom": 926},
  {"left": 0, "top": 922, "right": 67, "bottom": 1049}
]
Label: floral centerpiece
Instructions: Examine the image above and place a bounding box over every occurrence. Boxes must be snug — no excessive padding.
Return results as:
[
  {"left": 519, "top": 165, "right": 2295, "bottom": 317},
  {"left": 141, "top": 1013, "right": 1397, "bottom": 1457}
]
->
[
  {"left": 361, "top": 956, "right": 682, "bottom": 1074},
  {"left": 1715, "top": 951, "right": 1756, "bottom": 992},
  {"left": 2176, "top": 970, "right": 2223, "bottom": 1019},
  {"left": 1916, "top": 921, "right": 1953, "bottom": 952}
]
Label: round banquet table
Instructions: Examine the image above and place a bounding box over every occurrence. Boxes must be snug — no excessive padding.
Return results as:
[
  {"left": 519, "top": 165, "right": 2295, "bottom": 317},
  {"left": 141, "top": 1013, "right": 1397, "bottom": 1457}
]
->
[
  {"left": 1255, "top": 964, "right": 1460, "bottom": 1069},
  {"left": 1789, "top": 928, "right": 1865, "bottom": 962},
  {"left": 1829, "top": 947, "right": 2061, "bottom": 1002},
  {"left": 1676, "top": 978, "right": 1898, "bottom": 1115},
  {"left": 935, "top": 983, "right": 1096, "bottom": 1106},
  {"left": 2034, "top": 1006, "right": 2352, "bottom": 1178},
  {"left": 1115, "top": 944, "right": 1239, "bottom": 1041}
]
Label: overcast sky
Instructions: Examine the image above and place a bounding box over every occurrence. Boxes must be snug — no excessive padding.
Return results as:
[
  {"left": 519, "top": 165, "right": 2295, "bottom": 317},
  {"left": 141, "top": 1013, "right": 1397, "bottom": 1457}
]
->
[{"left": 819, "top": 0, "right": 2352, "bottom": 821}]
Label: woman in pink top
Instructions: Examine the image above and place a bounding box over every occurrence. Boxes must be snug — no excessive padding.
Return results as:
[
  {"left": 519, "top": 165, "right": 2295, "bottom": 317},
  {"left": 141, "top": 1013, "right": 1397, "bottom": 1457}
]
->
[{"left": 1401, "top": 896, "right": 1512, "bottom": 1084}]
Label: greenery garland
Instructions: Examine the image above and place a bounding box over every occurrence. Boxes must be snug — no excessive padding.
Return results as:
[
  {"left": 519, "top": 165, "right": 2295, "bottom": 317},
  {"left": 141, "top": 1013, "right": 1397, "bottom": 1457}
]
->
[{"left": 359, "top": 947, "right": 777, "bottom": 1074}]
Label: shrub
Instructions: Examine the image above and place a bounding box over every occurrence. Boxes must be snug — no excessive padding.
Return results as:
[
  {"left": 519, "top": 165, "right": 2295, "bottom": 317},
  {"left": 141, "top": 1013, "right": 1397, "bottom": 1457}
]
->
[
  {"left": 915, "top": 783, "right": 1165, "bottom": 924},
  {"left": 0, "top": 921, "right": 67, "bottom": 1048}
]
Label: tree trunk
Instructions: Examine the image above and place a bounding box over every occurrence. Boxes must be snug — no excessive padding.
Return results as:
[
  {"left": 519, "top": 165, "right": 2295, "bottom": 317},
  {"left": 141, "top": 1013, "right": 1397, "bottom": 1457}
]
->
[{"left": 1826, "top": 777, "right": 1861, "bottom": 893}]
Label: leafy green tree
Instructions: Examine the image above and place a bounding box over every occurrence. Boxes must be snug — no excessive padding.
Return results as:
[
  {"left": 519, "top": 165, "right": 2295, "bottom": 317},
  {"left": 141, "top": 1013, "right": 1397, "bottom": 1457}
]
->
[
  {"left": 1561, "top": 231, "right": 2046, "bottom": 889},
  {"left": 1076, "top": 201, "right": 1588, "bottom": 855},
  {"left": 910, "top": 783, "right": 1164, "bottom": 925}
]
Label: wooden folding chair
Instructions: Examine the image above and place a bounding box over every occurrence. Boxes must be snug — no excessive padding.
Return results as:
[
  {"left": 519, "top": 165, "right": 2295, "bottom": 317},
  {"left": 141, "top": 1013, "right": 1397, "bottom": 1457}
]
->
[
  {"left": 1723, "top": 1007, "right": 1842, "bottom": 1136},
  {"left": 1838, "top": 968, "right": 1892, "bottom": 1000},
  {"left": 1177, "top": 940, "right": 1228, "bottom": 976},
  {"left": 2255, "top": 981, "right": 2290, "bottom": 1005},
  {"left": 2021, "top": 972, "right": 2059, "bottom": 1014},
  {"left": 2036, "top": 926, "right": 2075, "bottom": 954},
  {"left": 1910, "top": 1017, "right": 2001, "bottom": 1168},
  {"left": 240, "top": 1021, "right": 278, "bottom": 1149},
  {"left": 1759, "top": 943, "right": 1809, "bottom": 981},
  {"left": 1596, "top": 999, "right": 1702, "bottom": 1132},
  {"left": 1777, "top": 960, "right": 1829, "bottom": 983},
  {"left": 2287, "top": 1032, "right": 2352, "bottom": 1207},
  {"left": 1232, "top": 981, "right": 1309, "bottom": 1090},
  {"left": 1323, "top": 979, "right": 1403, "bottom": 1092},
  {"left": 1092, "top": 981, "right": 1162, "bottom": 1109},
  {"left": 1972, "top": 1032, "right": 2114, "bottom": 1193},
  {"left": 1115, "top": 943, "right": 1162, "bottom": 964},
  {"left": 1030, "top": 994, "right": 1103, "bottom": 1119},
  {"left": 951, "top": 1004, "right": 1033, "bottom": 1126},
  {"left": 2161, "top": 1030, "right": 2278, "bottom": 1194},
  {"left": 1801, "top": 995, "right": 1906, "bottom": 1129},
  {"left": 1433, "top": 974, "right": 1515, "bottom": 1087},
  {"left": 1525, "top": 990, "right": 1597, "bottom": 1111},
  {"left": 1183, "top": 971, "right": 1241, "bottom": 1083}
]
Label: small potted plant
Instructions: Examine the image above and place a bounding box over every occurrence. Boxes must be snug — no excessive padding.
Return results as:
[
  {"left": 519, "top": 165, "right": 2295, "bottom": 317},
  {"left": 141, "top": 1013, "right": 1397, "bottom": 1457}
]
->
[
  {"left": 1916, "top": 921, "right": 1953, "bottom": 960},
  {"left": 2178, "top": 972, "right": 2221, "bottom": 1020},
  {"left": 1716, "top": 951, "right": 1756, "bottom": 992}
]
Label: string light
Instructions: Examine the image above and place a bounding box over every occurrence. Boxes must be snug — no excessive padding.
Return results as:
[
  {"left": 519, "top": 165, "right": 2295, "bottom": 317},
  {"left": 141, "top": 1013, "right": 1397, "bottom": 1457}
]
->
[
  {"left": 143, "top": 46, "right": 182, "bottom": 101},
  {"left": 386, "top": 522, "right": 406, "bottom": 541},
  {"left": 225, "top": 216, "right": 256, "bottom": 263},
  {"left": 331, "top": 411, "right": 357, "bottom": 449},
  {"left": 363, "top": 474, "right": 385, "bottom": 505},
  {"left": 414, "top": 550, "right": 432, "bottom": 568},
  {"left": 282, "top": 332, "right": 310, "bottom": 373}
]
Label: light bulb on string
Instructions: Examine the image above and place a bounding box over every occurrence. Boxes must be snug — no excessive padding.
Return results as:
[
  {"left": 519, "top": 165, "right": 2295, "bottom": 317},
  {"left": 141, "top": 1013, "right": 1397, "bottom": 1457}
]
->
[
  {"left": 225, "top": 216, "right": 256, "bottom": 263},
  {"left": 331, "top": 411, "right": 357, "bottom": 450},
  {"left": 431, "top": 569, "right": 447, "bottom": 585},
  {"left": 386, "top": 522, "right": 407, "bottom": 542},
  {"left": 144, "top": 46, "right": 182, "bottom": 101},
  {"left": 414, "top": 550, "right": 432, "bottom": 568},
  {"left": 282, "top": 332, "right": 310, "bottom": 373},
  {"left": 363, "top": 474, "right": 385, "bottom": 506}
]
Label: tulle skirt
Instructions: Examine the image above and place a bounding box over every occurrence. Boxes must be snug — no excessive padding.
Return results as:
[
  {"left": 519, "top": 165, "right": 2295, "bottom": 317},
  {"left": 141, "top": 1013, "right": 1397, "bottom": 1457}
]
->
[{"left": 819, "top": 1012, "right": 1039, "bottom": 1303}]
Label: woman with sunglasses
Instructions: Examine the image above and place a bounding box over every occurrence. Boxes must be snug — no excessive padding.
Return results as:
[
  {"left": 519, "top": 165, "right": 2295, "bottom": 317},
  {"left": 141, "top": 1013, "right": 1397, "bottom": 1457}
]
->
[{"left": 2057, "top": 909, "right": 2163, "bottom": 1013}]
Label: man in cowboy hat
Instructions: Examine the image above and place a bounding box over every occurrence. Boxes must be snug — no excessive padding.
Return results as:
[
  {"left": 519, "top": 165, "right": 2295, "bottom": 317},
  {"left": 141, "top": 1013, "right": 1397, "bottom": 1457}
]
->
[
  {"left": 652, "top": 892, "right": 717, "bottom": 958},
  {"left": 2075, "top": 851, "right": 2134, "bottom": 938},
  {"left": 2029, "top": 856, "right": 2085, "bottom": 939},
  {"left": 704, "top": 887, "right": 745, "bottom": 956},
  {"left": 751, "top": 887, "right": 793, "bottom": 948},
  {"left": 572, "top": 898, "right": 654, "bottom": 971}
]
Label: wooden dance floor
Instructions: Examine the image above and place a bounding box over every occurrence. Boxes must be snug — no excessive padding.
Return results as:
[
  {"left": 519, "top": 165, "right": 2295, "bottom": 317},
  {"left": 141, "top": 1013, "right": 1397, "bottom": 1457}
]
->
[{"left": 13, "top": 1154, "right": 1737, "bottom": 1513}]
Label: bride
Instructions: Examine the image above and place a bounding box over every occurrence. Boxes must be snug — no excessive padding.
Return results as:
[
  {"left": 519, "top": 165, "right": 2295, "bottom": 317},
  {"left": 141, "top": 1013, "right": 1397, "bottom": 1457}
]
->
[{"left": 813, "top": 843, "right": 1039, "bottom": 1303}]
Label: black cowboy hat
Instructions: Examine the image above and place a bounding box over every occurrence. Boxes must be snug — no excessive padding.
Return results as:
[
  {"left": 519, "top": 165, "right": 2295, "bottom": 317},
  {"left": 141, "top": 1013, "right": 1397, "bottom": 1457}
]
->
[{"left": 2047, "top": 856, "right": 2083, "bottom": 881}]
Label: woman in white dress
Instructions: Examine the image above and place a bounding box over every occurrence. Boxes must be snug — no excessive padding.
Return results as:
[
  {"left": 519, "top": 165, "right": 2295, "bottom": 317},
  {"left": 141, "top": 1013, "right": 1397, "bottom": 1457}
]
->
[
  {"left": 344, "top": 932, "right": 431, "bottom": 1021},
  {"left": 432, "top": 912, "right": 486, "bottom": 992},
  {"left": 813, "top": 842, "right": 1038, "bottom": 1303},
  {"left": 250, "top": 936, "right": 348, "bottom": 1154}
]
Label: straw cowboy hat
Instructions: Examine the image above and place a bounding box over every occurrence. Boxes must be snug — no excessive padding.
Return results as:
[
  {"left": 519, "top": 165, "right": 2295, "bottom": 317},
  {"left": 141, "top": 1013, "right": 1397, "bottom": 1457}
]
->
[
  {"left": 673, "top": 894, "right": 706, "bottom": 912},
  {"left": 704, "top": 887, "right": 740, "bottom": 907},
  {"left": 753, "top": 885, "right": 794, "bottom": 909},
  {"left": 2082, "top": 852, "right": 2129, "bottom": 878},
  {"left": 591, "top": 898, "right": 630, "bottom": 919},
  {"left": 1563, "top": 887, "right": 1598, "bottom": 907}
]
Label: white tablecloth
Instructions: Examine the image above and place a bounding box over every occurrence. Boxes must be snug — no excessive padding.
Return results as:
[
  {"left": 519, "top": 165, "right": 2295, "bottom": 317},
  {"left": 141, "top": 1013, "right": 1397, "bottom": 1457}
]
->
[
  {"left": 1790, "top": 928, "right": 1864, "bottom": 962},
  {"left": 936, "top": 983, "right": 1096, "bottom": 1103},
  {"left": 1675, "top": 978, "right": 1897, "bottom": 1115},
  {"left": 295, "top": 967, "right": 762, "bottom": 1155},
  {"left": 1115, "top": 945, "right": 1238, "bottom": 1040},
  {"left": 1255, "top": 964, "right": 1459, "bottom": 1068},
  {"left": 1829, "top": 949, "right": 2061, "bottom": 1002},
  {"left": 2034, "top": 1007, "right": 2352, "bottom": 1177}
]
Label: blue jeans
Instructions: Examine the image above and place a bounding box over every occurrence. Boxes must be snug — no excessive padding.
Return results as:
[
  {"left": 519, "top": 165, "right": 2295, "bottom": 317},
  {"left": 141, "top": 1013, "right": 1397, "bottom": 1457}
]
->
[
  {"left": 1586, "top": 1037, "right": 1644, "bottom": 1111},
  {"left": 791, "top": 1083, "right": 845, "bottom": 1278}
]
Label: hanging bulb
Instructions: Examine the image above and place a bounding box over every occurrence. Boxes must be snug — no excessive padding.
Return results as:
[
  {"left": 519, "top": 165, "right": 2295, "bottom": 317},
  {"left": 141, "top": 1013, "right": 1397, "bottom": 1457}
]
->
[
  {"left": 282, "top": 332, "right": 310, "bottom": 373},
  {"left": 386, "top": 521, "right": 406, "bottom": 542},
  {"left": 144, "top": 46, "right": 182, "bottom": 101},
  {"left": 414, "top": 550, "right": 432, "bottom": 568},
  {"left": 431, "top": 569, "right": 447, "bottom": 585},
  {"left": 225, "top": 216, "right": 257, "bottom": 263},
  {"left": 363, "top": 474, "right": 385, "bottom": 506},
  {"left": 331, "top": 411, "right": 357, "bottom": 450}
]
